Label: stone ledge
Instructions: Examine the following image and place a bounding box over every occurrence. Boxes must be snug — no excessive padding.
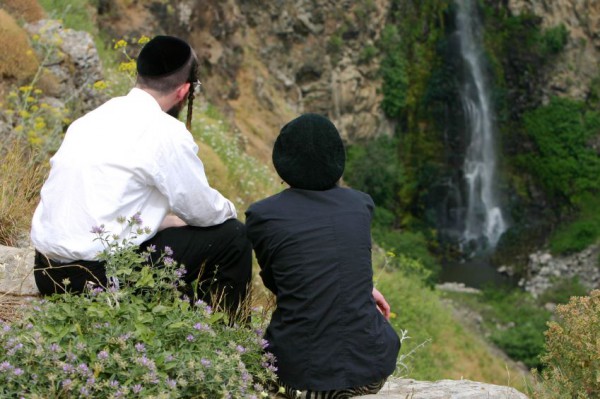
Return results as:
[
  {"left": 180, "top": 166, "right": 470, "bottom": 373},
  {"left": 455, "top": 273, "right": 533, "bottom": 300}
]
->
[
  {"left": 0, "top": 245, "right": 38, "bottom": 296},
  {"left": 364, "top": 378, "right": 529, "bottom": 398}
]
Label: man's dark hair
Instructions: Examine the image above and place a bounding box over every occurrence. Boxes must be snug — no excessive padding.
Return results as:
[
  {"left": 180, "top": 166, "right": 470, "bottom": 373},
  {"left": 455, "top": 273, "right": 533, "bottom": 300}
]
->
[{"left": 136, "top": 55, "right": 197, "bottom": 94}]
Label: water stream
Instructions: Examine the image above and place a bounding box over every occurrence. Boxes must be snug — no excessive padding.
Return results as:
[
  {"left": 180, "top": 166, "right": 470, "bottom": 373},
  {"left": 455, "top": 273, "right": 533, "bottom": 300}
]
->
[{"left": 455, "top": 0, "right": 508, "bottom": 252}]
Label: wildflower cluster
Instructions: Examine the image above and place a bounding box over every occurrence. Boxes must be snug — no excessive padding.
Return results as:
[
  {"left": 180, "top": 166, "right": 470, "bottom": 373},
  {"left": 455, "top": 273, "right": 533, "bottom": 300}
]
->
[
  {"left": 1, "top": 84, "right": 70, "bottom": 158},
  {"left": 0, "top": 215, "right": 276, "bottom": 398},
  {"left": 112, "top": 36, "right": 150, "bottom": 83}
]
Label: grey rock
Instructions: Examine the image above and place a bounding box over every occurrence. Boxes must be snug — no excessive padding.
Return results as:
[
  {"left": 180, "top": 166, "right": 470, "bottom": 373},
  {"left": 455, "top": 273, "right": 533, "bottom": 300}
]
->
[
  {"left": 0, "top": 245, "right": 38, "bottom": 296},
  {"left": 364, "top": 378, "right": 529, "bottom": 398}
]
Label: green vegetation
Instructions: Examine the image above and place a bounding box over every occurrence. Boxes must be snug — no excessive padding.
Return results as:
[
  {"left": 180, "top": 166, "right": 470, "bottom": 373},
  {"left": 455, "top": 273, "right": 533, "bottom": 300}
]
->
[
  {"left": 0, "top": 223, "right": 275, "bottom": 397},
  {"left": 535, "top": 290, "right": 600, "bottom": 398},
  {"left": 441, "top": 288, "right": 550, "bottom": 371},
  {"left": 520, "top": 97, "right": 600, "bottom": 207},
  {"left": 375, "top": 251, "right": 530, "bottom": 392},
  {"left": 548, "top": 194, "right": 600, "bottom": 255}
]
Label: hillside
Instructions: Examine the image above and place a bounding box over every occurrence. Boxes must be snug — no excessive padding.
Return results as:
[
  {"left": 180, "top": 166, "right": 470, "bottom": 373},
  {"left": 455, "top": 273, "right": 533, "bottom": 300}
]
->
[{"left": 0, "top": 0, "right": 599, "bottom": 398}]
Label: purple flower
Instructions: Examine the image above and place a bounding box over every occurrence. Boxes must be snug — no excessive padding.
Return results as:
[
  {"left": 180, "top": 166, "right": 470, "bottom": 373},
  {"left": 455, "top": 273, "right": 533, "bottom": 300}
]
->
[
  {"left": 186, "top": 334, "right": 195, "bottom": 342},
  {"left": 166, "top": 379, "right": 176, "bottom": 389},
  {"left": 164, "top": 246, "right": 173, "bottom": 256},
  {"left": 201, "top": 358, "right": 211, "bottom": 367},
  {"left": 13, "top": 368, "right": 24, "bottom": 376},
  {"left": 132, "top": 384, "right": 143, "bottom": 394},
  {"left": 90, "top": 225, "right": 105, "bottom": 234},
  {"left": 163, "top": 256, "right": 175, "bottom": 266},
  {"left": 0, "top": 361, "right": 11, "bottom": 372},
  {"left": 146, "top": 244, "right": 156, "bottom": 253},
  {"left": 50, "top": 343, "right": 60, "bottom": 352},
  {"left": 135, "top": 343, "right": 145, "bottom": 353},
  {"left": 131, "top": 212, "right": 143, "bottom": 225},
  {"left": 62, "top": 379, "right": 73, "bottom": 390},
  {"left": 98, "top": 350, "right": 109, "bottom": 360},
  {"left": 236, "top": 345, "right": 247, "bottom": 354},
  {"left": 110, "top": 380, "right": 119, "bottom": 388}
]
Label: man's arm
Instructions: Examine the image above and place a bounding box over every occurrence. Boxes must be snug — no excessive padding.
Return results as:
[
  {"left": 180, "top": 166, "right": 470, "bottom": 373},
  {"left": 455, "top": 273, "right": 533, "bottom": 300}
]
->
[{"left": 373, "top": 287, "right": 391, "bottom": 320}]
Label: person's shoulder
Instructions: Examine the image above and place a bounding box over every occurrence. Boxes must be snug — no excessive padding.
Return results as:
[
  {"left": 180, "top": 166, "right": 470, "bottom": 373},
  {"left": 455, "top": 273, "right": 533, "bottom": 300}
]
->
[{"left": 336, "top": 186, "right": 374, "bottom": 205}]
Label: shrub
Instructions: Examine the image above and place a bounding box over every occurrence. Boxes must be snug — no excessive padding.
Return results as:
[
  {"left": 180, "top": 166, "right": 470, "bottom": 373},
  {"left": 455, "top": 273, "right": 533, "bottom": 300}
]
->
[
  {"left": 1, "top": 0, "right": 46, "bottom": 23},
  {"left": 0, "top": 218, "right": 276, "bottom": 398},
  {"left": 540, "top": 24, "right": 568, "bottom": 55},
  {"left": 536, "top": 290, "right": 600, "bottom": 398},
  {"left": 0, "top": 10, "right": 39, "bottom": 81}
]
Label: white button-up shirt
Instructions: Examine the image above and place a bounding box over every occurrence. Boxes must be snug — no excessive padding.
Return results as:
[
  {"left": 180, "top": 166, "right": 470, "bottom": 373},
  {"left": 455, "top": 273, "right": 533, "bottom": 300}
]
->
[{"left": 31, "top": 88, "right": 236, "bottom": 262}]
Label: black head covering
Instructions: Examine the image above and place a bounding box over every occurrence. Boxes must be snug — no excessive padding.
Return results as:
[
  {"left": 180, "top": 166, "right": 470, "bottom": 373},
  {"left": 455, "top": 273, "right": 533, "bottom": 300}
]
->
[
  {"left": 137, "top": 35, "right": 192, "bottom": 77},
  {"left": 273, "top": 113, "right": 345, "bottom": 191}
]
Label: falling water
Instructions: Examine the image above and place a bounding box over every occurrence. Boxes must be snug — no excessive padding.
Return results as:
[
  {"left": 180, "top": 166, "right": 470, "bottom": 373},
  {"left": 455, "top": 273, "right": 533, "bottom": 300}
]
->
[{"left": 455, "top": 0, "right": 507, "bottom": 251}]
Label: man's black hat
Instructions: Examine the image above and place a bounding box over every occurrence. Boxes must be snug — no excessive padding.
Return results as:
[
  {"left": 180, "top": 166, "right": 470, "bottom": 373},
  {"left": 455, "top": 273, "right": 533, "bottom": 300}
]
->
[
  {"left": 273, "top": 113, "right": 345, "bottom": 191},
  {"left": 137, "top": 35, "right": 192, "bottom": 77}
]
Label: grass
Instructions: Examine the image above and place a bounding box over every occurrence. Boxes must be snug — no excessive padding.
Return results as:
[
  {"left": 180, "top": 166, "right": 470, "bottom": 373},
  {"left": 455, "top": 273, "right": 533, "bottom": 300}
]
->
[
  {"left": 373, "top": 250, "right": 532, "bottom": 393},
  {"left": 0, "top": 142, "right": 46, "bottom": 246}
]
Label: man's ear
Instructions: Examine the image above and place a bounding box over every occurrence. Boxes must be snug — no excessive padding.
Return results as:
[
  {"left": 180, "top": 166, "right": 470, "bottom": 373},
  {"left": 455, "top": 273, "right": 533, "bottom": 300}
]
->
[{"left": 175, "top": 82, "right": 191, "bottom": 101}]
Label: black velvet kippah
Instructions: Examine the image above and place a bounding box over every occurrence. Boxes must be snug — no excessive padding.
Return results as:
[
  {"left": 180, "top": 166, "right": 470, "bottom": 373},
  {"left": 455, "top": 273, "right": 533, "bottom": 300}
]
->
[
  {"left": 273, "top": 113, "right": 345, "bottom": 191},
  {"left": 137, "top": 35, "right": 192, "bottom": 77}
]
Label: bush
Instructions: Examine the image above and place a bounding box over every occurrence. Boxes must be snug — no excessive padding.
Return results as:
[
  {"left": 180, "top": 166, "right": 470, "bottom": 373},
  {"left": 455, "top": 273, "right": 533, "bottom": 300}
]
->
[
  {"left": 1, "top": 0, "right": 46, "bottom": 23},
  {"left": 536, "top": 290, "right": 600, "bottom": 398},
  {"left": 0, "top": 219, "right": 276, "bottom": 398},
  {"left": 0, "top": 10, "right": 39, "bottom": 81},
  {"left": 540, "top": 24, "right": 568, "bottom": 55}
]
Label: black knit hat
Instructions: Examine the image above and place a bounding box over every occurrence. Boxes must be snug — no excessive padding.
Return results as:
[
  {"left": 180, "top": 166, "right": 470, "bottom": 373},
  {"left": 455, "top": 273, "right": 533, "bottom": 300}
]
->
[
  {"left": 273, "top": 113, "right": 345, "bottom": 191},
  {"left": 137, "top": 35, "right": 192, "bottom": 77}
]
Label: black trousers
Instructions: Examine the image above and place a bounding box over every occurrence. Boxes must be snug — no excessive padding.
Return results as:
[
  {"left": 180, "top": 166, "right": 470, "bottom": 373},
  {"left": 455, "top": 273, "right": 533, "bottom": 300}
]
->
[{"left": 34, "top": 219, "right": 252, "bottom": 313}]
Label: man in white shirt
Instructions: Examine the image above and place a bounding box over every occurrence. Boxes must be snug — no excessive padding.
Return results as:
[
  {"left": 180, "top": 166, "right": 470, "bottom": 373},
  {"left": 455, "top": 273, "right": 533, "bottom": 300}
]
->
[{"left": 30, "top": 36, "right": 252, "bottom": 315}]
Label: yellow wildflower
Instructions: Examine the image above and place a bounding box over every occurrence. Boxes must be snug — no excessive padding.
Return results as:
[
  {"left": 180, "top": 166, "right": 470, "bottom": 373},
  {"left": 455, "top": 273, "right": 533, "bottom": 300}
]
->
[
  {"left": 34, "top": 89, "right": 43, "bottom": 95},
  {"left": 138, "top": 36, "right": 150, "bottom": 44},
  {"left": 32, "top": 34, "right": 40, "bottom": 41},
  {"left": 18, "top": 110, "right": 31, "bottom": 118},
  {"left": 27, "top": 96, "right": 36, "bottom": 103},
  {"left": 14, "top": 125, "right": 24, "bottom": 133},
  {"left": 118, "top": 60, "right": 137, "bottom": 74},
  {"left": 93, "top": 80, "right": 108, "bottom": 91},
  {"left": 19, "top": 86, "right": 33, "bottom": 93},
  {"left": 114, "top": 39, "right": 128, "bottom": 49}
]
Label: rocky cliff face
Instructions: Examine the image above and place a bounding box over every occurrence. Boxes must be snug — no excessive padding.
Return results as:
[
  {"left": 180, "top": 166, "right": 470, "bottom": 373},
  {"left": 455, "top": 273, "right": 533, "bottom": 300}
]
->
[
  {"left": 508, "top": 0, "right": 600, "bottom": 101},
  {"left": 97, "top": 0, "right": 393, "bottom": 161}
]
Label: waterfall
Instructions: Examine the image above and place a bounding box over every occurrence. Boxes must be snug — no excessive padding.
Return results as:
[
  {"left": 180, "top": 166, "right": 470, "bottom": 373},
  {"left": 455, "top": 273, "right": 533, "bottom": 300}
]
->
[{"left": 455, "top": 0, "right": 507, "bottom": 251}]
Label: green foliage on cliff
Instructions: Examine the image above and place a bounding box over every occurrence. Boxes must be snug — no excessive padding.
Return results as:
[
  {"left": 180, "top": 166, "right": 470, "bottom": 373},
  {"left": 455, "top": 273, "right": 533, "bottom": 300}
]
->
[{"left": 520, "top": 97, "right": 600, "bottom": 207}]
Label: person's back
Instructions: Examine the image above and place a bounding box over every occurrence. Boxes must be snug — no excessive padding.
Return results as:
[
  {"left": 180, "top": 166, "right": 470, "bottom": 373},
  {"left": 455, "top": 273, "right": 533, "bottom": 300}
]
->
[{"left": 245, "top": 114, "right": 400, "bottom": 398}]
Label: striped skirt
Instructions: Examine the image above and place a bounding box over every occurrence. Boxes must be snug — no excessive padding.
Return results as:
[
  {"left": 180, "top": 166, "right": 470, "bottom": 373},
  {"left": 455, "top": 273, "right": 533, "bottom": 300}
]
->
[{"left": 277, "top": 379, "right": 386, "bottom": 399}]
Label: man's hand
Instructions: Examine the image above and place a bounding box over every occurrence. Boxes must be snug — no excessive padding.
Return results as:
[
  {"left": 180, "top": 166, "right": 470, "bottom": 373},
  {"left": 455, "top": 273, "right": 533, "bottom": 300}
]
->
[
  {"left": 373, "top": 287, "right": 391, "bottom": 320},
  {"left": 158, "top": 214, "right": 188, "bottom": 231}
]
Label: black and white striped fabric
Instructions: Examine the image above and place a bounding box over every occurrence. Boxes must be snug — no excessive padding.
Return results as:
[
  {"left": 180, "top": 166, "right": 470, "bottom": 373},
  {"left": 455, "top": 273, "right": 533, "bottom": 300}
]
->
[{"left": 278, "top": 379, "right": 386, "bottom": 399}]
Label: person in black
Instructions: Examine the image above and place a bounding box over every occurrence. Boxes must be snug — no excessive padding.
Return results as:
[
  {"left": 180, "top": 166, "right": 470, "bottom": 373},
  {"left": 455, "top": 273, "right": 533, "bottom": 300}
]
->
[{"left": 245, "top": 114, "right": 400, "bottom": 398}]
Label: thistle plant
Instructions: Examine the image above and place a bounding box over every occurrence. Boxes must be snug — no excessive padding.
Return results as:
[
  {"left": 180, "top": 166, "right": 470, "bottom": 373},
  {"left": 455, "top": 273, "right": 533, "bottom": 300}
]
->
[{"left": 0, "top": 215, "right": 277, "bottom": 398}]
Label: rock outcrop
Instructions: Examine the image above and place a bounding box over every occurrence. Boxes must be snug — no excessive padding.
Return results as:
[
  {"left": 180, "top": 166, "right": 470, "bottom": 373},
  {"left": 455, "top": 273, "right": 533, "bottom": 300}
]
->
[
  {"left": 520, "top": 244, "right": 600, "bottom": 298},
  {"left": 508, "top": 0, "right": 600, "bottom": 101},
  {"left": 365, "top": 378, "right": 529, "bottom": 398}
]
